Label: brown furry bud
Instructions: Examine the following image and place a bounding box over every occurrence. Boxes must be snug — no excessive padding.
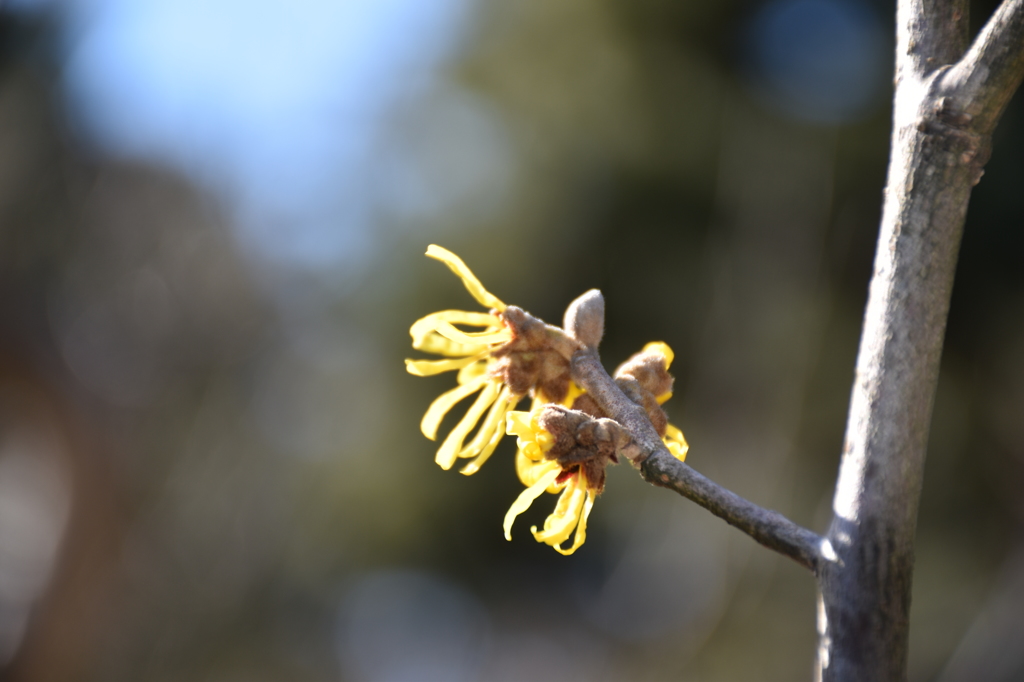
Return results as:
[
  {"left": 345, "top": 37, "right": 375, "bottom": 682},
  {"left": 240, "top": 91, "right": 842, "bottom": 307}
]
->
[
  {"left": 535, "top": 404, "right": 633, "bottom": 492},
  {"left": 614, "top": 349, "right": 673, "bottom": 398},
  {"left": 492, "top": 306, "right": 575, "bottom": 403},
  {"left": 563, "top": 289, "right": 605, "bottom": 349}
]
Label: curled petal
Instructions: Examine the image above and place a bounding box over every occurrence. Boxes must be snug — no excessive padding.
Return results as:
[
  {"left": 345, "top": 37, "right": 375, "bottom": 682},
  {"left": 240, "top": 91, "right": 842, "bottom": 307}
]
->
[
  {"left": 413, "top": 333, "right": 489, "bottom": 358},
  {"left": 520, "top": 441, "right": 545, "bottom": 461},
  {"left": 505, "top": 410, "right": 535, "bottom": 440},
  {"left": 515, "top": 451, "right": 562, "bottom": 490},
  {"left": 435, "top": 381, "right": 500, "bottom": 469},
  {"left": 460, "top": 385, "right": 514, "bottom": 458},
  {"left": 411, "top": 309, "right": 500, "bottom": 331},
  {"left": 420, "top": 374, "right": 489, "bottom": 440},
  {"left": 410, "top": 310, "right": 500, "bottom": 357},
  {"left": 504, "top": 467, "right": 561, "bottom": 541},
  {"left": 405, "top": 354, "right": 486, "bottom": 376},
  {"left": 554, "top": 488, "right": 595, "bottom": 556},
  {"left": 532, "top": 477, "right": 587, "bottom": 547},
  {"left": 506, "top": 410, "right": 554, "bottom": 461},
  {"left": 433, "top": 320, "right": 512, "bottom": 347},
  {"left": 459, "top": 387, "right": 520, "bottom": 475},
  {"left": 664, "top": 423, "right": 689, "bottom": 462},
  {"left": 426, "top": 245, "right": 507, "bottom": 312}
]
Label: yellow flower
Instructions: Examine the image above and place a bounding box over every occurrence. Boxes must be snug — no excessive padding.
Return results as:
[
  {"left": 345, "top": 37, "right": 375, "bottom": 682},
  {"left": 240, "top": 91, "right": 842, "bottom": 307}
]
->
[
  {"left": 503, "top": 408, "right": 609, "bottom": 555},
  {"left": 613, "top": 341, "right": 688, "bottom": 462},
  {"left": 406, "top": 245, "right": 520, "bottom": 475},
  {"left": 407, "top": 245, "right": 582, "bottom": 475}
]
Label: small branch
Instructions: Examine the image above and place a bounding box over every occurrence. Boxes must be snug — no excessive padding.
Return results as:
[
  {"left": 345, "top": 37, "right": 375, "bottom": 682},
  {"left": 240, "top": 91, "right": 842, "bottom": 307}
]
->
[
  {"left": 571, "top": 348, "right": 828, "bottom": 573},
  {"left": 940, "top": 0, "right": 1024, "bottom": 133},
  {"left": 642, "top": 451, "right": 830, "bottom": 573}
]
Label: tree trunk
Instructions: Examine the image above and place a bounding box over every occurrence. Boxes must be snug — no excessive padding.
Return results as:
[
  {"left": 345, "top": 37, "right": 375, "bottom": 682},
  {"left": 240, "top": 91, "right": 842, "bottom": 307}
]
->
[{"left": 817, "top": 1, "right": 1024, "bottom": 679}]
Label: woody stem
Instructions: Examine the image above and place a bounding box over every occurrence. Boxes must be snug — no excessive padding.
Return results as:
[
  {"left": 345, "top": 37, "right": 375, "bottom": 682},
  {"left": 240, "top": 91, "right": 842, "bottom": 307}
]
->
[{"left": 570, "top": 347, "right": 828, "bottom": 573}]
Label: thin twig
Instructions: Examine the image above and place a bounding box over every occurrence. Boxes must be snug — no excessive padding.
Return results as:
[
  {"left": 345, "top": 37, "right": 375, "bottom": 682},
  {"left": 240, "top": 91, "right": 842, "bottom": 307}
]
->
[
  {"left": 940, "top": 0, "right": 1024, "bottom": 133},
  {"left": 570, "top": 348, "right": 828, "bottom": 573}
]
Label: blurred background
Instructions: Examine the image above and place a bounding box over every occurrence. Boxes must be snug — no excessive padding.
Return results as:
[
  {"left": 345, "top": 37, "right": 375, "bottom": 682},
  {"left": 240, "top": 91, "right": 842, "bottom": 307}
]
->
[{"left": 0, "top": 0, "right": 1022, "bottom": 679}]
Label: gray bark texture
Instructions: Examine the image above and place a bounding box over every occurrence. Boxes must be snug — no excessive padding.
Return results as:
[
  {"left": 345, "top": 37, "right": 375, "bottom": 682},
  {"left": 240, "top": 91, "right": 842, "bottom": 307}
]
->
[{"left": 818, "top": 1, "right": 1024, "bottom": 679}]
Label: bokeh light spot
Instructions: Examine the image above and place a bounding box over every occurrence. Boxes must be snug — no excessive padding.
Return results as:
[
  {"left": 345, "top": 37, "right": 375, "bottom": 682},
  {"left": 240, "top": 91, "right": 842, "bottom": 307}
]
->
[
  {"left": 336, "top": 569, "right": 490, "bottom": 682},
  {"left": 741, "top": 0, "right": 888, "bottom": 124}
]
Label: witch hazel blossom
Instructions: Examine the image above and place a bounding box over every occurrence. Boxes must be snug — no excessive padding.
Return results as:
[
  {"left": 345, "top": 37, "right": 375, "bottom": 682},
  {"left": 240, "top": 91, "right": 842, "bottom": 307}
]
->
[
  {"left": 504, "top": 405, "right": 631, "bottom": 554},
  {"left": 406, "top": 245, "right": 690, "bottom": 554},
  {"left": 405, "top": 245, "right": 578, "bottom": 474}
]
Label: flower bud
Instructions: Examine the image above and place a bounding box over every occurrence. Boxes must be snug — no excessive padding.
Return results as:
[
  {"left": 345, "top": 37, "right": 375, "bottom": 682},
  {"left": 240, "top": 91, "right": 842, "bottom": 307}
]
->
[{"left": 563, "top": 289, "right": 605, "bottom": 349}]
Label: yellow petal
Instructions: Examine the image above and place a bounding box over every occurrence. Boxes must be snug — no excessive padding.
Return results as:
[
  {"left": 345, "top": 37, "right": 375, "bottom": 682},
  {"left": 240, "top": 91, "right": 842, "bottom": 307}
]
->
[
  {"left": 435, "top": 381, "right": 500, "bottom": 469},
  {"left": 560, "top": 381, "right": 586, "bottom": 408},
  {"left": 411, "top": 309, "right": 499, "bottom": 330},
  {"left": 420, "top": 374, "right": 489, "bottom": 440},
  {"left": 518, "top": 441, "right": 541, "bottom": 460},
  {"left": 532, "top": 480, "right": 586, "bottom": 546},
  {"left": 458, "top": 423, "right": 504, "bottom": 475},
  {"left": 505, "top": 410, "right": 535, "bottom": 440},
  {"left": 515, "top": 451, "right": 561, "bottom": 488},
  {"left": 664, "top": 422, "right": 686, "bottom": 441},
  {"left": 642, "top": 341, "right": 674, "bottom": 369},
  {"left": 433, "top": 320, "right": 512, "bottom": 347},
  {"left": 504, "top": 467, "right": 561, "bottom": 541},
  {"left": 405, "top": 354, "right": 486, "bottom": 376},
  {"left": 554, "top": 488, "right": 595, "bottom": 555},
  {"left": 665, "top": 441, "right": 687, "bottom": 460},
  {"left": 410, "top": 310, "right": 499, "bottom": 357},
  {"left": 459, "top": 388, "right": 521, "bottom": 475},
  {"left": 426, "top": 245, "right": 507, "bottom": 312},
  {"left": 460, "top": 385, "right": 513, "bottom": 457},
  {"left": 457, "top": 359, "right": 491, "bottom": 385},
  {"left": 656, "top": 390, "right": 673, "bottom": 405},
  {"left": 664, "top": 423, "right": 689, "bottom": 462},
  {"left": 410, "top": 311, "right": 501, "bottom": 343},
  {"left": 507, "top": 410, "right": 553, "bottom": 461},
  {"left": 413, "top": 332, "right": 489, "bottom": 358}
]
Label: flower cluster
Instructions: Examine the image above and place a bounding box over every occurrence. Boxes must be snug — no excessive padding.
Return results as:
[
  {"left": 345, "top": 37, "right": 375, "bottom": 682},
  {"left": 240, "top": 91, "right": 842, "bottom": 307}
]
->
[
  {"left": 504, "top": 406, "right": 632, "bottom": 554},
  {"left": 407, "top": 245, "right": 688, "bottom": 554},
  {"left": 502, "top": 342, "right": 688, "bottom": 554},
  {"left": 405, "top": 245, "right": 577, "bottom": 475}
]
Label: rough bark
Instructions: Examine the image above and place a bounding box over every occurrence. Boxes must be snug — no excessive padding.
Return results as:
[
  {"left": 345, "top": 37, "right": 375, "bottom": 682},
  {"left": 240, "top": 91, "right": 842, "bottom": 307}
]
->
[{"left": 817, "top": 1, "right": 1024, "bottom": 680}]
